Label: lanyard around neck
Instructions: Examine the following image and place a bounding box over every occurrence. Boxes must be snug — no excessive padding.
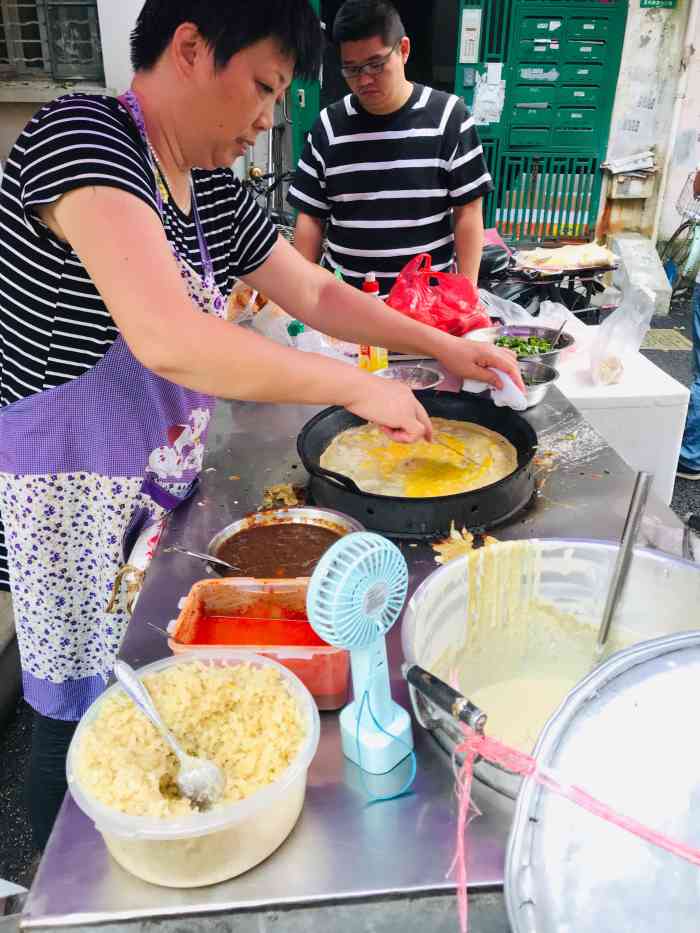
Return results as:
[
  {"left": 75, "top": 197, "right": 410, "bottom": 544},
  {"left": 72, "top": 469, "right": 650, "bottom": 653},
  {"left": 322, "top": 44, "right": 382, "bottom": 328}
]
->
[{"left": 119, "top": 90, "right": 215, "bottom": 283}]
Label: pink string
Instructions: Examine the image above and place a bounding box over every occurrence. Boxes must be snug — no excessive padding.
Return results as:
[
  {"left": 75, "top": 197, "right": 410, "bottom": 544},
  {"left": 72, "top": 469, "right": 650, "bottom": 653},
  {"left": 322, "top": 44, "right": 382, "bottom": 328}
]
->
[
  {"left": 451, "top": 725, "right": 700, "bottom": 933},
  {"left": 448, "top": 739, "right": 478, "bottom": 933}
]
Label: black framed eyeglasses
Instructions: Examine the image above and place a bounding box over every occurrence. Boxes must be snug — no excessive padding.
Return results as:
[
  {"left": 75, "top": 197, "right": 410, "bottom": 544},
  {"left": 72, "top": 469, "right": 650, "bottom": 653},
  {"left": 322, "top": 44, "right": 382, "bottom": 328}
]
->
[{"left": 340, "top": 41, "right": 400, "bottom": 80}]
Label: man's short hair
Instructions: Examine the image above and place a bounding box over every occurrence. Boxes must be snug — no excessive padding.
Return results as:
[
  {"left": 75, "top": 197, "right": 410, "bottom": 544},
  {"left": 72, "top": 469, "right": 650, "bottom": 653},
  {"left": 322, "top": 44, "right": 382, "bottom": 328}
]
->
[
  {"left": 131, "top": 0, "right": 321, "bottom": 81},
  {"left": 332, "top": 0, "right": 405, "bottom": 47}
]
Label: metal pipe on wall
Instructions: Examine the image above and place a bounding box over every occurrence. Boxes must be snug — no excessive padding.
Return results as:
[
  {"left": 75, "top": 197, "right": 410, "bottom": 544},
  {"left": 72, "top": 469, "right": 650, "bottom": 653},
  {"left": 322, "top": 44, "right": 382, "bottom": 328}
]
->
[{"left": 652, "top": 0, "right": 699, "bottom": 247}]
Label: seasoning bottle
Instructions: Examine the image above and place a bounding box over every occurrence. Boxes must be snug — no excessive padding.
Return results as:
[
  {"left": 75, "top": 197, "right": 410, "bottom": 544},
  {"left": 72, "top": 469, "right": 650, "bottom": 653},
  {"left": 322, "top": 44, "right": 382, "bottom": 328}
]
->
[{"left": 358, "top": 273, "right": 389, "bottom": 373}]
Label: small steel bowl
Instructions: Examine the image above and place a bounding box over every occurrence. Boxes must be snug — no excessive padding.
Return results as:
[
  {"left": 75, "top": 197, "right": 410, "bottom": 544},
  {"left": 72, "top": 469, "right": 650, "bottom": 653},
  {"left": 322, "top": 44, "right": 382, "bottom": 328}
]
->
[
  {"left": 373, "top": 365, "right": 444, "bottom": 390},
  {"left": 519, "top": 360, "right": 559, "bottom": 409},
  {"left": 469, "top": 324, "right": 575, "bottom": 367}
]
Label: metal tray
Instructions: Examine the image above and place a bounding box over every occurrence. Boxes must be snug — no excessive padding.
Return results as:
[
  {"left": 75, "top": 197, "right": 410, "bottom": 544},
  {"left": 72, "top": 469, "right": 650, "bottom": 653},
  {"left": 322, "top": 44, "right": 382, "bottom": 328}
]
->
[{"left": 506, "top": 631, "right": 700, "bottom": 933}]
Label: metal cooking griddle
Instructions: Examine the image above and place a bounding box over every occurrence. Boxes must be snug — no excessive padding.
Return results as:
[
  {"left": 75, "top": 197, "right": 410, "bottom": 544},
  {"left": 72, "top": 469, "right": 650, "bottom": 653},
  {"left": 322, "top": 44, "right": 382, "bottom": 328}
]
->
[{"left": 297, "top": 391, "right": 538, "bottom": 539}]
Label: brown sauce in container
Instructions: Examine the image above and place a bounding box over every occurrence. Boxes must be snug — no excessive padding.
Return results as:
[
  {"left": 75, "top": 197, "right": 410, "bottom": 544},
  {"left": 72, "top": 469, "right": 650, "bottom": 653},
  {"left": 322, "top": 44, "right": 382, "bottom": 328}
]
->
[{"left": 215, "top": 523, "right": 343, "bottom": 578}]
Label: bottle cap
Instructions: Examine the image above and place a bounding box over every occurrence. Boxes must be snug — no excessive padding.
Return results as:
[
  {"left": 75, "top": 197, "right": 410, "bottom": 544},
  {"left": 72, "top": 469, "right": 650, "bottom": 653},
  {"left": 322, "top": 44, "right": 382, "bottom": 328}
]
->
[{"left": 362, "top": 271, "right": 380, "bottom": 294}]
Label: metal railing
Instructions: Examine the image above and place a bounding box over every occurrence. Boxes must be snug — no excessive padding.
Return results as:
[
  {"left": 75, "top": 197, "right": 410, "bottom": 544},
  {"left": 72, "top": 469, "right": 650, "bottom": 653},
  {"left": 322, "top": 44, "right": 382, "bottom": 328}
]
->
[{"left": 493, "top": 153, "right": 601, "bottom": 243}]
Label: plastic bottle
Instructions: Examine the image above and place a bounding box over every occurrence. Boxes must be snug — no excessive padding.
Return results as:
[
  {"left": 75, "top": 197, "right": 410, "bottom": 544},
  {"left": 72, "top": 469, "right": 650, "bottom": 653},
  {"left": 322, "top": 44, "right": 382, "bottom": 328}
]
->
[
  {"left": 358, "top": 273, "right": 389, "bottom": 373},
  {"left": 287, "top": 320, "right": 305, "bottom": 347}
]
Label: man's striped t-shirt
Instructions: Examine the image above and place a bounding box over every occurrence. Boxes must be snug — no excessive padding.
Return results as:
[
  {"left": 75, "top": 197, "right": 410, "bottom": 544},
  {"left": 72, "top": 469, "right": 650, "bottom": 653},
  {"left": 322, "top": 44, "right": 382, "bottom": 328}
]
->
[
  {"left": 287, "top": 83, "right": 492, "bottom": 294},
  {"left": 0, "top": 93, "right": 277, "bottom": 587}
]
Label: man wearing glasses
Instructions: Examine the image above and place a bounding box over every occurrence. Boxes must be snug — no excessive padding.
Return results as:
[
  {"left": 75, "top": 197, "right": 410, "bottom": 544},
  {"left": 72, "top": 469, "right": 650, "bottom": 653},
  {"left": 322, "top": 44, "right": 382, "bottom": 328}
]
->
[{"left": 288, "top": 0, "right": 492, "bottom": 297}]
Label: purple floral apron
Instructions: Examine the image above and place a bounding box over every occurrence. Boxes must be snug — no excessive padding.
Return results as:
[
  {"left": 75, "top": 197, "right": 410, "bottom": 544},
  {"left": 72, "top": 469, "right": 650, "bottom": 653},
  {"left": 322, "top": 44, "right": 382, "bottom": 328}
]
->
[{"left": 0, "top": 91, "right": 228, "bottom": 720}]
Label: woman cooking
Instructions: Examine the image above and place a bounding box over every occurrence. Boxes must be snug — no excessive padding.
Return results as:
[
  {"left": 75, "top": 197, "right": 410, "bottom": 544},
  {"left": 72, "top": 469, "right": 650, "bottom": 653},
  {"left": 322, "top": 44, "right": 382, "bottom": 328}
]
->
[{"left": 0, "top": 0, "right": 519, "bottom": 849}]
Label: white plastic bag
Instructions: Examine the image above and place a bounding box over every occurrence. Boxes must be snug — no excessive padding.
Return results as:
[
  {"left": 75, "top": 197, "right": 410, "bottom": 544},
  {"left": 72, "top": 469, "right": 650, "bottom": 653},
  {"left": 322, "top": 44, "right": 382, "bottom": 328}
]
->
[
  {"left": 226, "top": 280, "right": 261, "bottom": 324},
  {"left": 250, "top": 301, "right": 295, "bottom": 345},
  {"left": 589, "top": 285, "right": 655, "bottom": 386},
  {"left": 478, "top": 289, "right": 534, "bottom": 325}
]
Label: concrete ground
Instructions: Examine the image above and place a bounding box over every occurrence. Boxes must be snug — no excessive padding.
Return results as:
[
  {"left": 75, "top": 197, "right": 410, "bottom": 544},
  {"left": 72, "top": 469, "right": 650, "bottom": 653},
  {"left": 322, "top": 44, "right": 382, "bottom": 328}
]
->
[{"left": 1, "top": 293, "right": 698, "bottom": 892}]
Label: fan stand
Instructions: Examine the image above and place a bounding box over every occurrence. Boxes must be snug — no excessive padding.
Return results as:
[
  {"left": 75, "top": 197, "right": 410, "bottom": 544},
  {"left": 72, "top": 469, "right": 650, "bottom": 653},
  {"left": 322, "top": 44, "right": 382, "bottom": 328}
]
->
[
  {"left": 306, "top": 532, "right": 414, "bottom": 775},
  {"left": 339, "top": 636, "right": 413, "bottom": 774}
]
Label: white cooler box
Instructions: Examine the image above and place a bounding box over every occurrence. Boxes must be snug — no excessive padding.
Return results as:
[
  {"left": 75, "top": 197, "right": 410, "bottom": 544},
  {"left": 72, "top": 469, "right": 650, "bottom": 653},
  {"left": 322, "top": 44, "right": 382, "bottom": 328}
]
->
[{"left": 556, "top": 350, "right": 689, "bottom": 505}]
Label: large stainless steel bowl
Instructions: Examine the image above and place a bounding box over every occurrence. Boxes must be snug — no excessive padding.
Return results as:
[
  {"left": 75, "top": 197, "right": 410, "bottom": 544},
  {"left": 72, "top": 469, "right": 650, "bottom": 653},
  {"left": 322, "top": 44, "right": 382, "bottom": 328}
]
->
[
  {"left": 469, "top": 324, "right": 575, "bottom": 367},
  {"left": 402, "top": 538, "right": 700, "bottom": 799}
]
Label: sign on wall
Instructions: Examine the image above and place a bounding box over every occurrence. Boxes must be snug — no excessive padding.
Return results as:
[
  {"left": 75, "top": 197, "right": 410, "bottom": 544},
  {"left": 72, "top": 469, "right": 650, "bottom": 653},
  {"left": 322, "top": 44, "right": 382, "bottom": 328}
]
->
[{"left": 640, "top": 0, "right": 677, "bottom": 8}]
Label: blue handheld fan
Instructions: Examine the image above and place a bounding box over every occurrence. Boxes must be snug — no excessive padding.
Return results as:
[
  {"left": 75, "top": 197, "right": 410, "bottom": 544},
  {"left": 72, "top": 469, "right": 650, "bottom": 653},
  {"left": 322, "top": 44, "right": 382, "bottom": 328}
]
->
[{"left": 307, "top": 532, "right": 414, "bottom": 774}]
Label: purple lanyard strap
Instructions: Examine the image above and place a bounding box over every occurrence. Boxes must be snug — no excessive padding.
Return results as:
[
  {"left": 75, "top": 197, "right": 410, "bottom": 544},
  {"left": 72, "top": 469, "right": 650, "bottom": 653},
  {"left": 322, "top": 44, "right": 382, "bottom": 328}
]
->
[{"left": 119, "top": 90, "right": 215, "bottom": 284}]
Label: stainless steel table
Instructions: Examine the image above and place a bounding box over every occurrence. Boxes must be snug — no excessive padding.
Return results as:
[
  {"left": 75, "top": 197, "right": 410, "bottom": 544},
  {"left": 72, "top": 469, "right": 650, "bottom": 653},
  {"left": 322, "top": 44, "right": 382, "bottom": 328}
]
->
[{"left": 22, "top": 389, "right": 683, "bottom": 932}]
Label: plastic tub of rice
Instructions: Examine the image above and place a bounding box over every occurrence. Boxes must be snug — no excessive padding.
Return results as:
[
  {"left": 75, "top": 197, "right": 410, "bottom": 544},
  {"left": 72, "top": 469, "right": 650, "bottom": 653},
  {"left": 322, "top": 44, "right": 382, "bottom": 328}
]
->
[{"left": 66, "top": 651, "right": 320, "bottom": 887}]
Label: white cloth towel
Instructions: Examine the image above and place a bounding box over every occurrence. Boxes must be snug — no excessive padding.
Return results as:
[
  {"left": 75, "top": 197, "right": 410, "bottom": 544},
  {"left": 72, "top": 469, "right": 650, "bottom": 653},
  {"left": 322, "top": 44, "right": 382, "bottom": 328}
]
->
[{"left": 488, "top": 368, "right": 528, "bottom": 411}]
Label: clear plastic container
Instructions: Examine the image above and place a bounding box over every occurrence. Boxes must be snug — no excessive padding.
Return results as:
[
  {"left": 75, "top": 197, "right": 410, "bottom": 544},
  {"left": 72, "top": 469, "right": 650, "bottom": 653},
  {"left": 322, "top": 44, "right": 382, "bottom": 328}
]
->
[
  {"left": 169, "top": 577, "right": 350, "bottom": 710},
  {"left": 66, "top": 651, "right": 320, "bottom": 888}
]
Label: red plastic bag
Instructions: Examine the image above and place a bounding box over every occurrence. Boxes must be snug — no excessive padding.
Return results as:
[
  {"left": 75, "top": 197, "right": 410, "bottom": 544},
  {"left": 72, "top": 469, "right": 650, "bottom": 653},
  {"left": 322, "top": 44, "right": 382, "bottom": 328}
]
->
[{"left": 386, "top": 254, "right": 491, "bottom": 336}]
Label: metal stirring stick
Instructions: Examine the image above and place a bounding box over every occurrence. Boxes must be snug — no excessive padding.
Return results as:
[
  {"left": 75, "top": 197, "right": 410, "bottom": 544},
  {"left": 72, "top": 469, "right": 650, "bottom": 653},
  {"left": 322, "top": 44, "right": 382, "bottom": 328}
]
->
[
  {"left": 167, "top": 545, "right": 241, "bottom": 573},
  {"left": 596, "top": 471, "right": 653, "bottom": 655},
  {"left": 432, "top": 437, "right": 475, "bottom": 467},
  {"left": 550, "top": 318, "right": 567, "bottom": 349}
]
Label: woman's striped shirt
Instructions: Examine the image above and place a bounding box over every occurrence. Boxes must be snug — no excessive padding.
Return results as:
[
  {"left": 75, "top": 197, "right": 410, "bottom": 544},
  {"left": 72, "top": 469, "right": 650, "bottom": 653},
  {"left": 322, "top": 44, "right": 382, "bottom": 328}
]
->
[{"left": 0, "top": 93, "right": 277, "bottom": 587}]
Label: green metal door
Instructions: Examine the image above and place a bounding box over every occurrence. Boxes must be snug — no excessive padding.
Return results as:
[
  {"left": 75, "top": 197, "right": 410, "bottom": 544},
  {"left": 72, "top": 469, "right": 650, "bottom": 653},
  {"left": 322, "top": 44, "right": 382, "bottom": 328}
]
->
[
  {"left": 454, "top": 0, "right": 628, "bottom": 243},
  {"left": 290, "top": 0, "right": 321, "bottom": 166}
]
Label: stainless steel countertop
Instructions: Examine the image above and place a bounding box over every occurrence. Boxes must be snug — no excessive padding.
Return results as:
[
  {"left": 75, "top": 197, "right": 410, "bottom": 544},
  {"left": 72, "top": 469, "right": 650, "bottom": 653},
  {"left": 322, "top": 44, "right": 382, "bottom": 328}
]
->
[{"left": 23, "top": 388, "right": 683, "bottom": 930}]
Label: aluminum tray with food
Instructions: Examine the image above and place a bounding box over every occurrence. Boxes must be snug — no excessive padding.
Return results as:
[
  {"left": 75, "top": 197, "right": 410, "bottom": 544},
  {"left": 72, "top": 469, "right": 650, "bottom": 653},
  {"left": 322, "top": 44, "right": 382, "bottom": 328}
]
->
[
  {"left": 512, "top": 243, "right": 619, "bottom": 275},
  {"left": 469, "top": 325, "right": 574, "bottom": 367}
]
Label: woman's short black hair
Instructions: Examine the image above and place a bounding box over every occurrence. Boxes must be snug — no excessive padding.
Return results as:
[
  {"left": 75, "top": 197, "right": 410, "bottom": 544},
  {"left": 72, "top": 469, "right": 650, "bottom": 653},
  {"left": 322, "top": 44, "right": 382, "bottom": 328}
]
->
[
  {"left": 332, "top": 0, "right": 405, "bottom": 46},
  {"left": 131, "top": 0, "right": 322, "bottom": 81}
]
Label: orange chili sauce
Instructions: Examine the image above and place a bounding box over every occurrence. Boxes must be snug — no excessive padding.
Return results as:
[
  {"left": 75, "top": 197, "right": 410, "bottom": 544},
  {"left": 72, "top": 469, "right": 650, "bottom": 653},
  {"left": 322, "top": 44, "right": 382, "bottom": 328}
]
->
[{"left": 183, "top": 597, "right": 327, "bottom": 648}]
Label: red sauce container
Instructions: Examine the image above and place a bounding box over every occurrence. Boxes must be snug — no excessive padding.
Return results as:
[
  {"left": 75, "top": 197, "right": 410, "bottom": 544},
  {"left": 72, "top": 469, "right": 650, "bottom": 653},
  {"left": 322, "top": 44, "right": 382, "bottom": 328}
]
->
[{"left": 169, "top": 578, "right": 349, "bottom": 710}]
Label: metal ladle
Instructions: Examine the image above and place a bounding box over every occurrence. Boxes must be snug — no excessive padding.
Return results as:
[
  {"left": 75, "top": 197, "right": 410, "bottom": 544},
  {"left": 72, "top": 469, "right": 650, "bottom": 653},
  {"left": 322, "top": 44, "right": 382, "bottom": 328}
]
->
[
  {"left": 167, "top": 544, "right": 241, "bottom": 574},
  {"left": 550, "top": 318, "right": 567, "bottom": 349},
  {"left": 114, "top": 660, "right": 225, "bottom": 810},
  {"left": 596, "top": 471, "right": 653, "bottom": 656},
  {"left": 403, "top": 663, "right": 487, "bottom": 733}
]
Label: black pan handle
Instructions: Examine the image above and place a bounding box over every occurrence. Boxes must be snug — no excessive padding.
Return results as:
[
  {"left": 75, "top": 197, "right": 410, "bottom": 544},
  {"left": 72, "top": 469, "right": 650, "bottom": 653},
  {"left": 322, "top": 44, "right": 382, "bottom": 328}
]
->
[
  {"left": 403, "top": 663, "right": 487, "bottom": 733},
  {"left": 306, "top": 461, "right": 363, "bottom": 494}
]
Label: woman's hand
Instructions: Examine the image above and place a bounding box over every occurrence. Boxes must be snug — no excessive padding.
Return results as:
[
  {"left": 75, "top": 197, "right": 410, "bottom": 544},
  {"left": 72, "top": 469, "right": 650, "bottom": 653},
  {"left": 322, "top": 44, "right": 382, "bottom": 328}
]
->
[
  {"left": 434, "top": 337, "right": 524, "bottom": 391},
  {"left": 344, "top": 378, "right": 433, "bottom": 444}
]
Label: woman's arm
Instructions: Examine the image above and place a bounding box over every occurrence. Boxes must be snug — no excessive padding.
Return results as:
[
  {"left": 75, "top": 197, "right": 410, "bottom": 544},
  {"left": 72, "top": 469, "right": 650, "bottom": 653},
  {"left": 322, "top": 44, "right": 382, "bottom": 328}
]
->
[
  {"left": 244, "top": 235, "right": 522, "bottom": 390},
  {"left": 38, "top": 185, "right": 433, "bottom": 442}
]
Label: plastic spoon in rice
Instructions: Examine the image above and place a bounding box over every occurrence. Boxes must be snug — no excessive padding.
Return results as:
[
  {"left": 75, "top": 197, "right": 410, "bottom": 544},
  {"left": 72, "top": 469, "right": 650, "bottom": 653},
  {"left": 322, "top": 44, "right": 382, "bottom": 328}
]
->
[{"left": 114, "top": 660, "right": 225, "bottom": 810}]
